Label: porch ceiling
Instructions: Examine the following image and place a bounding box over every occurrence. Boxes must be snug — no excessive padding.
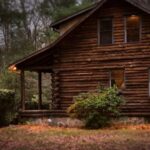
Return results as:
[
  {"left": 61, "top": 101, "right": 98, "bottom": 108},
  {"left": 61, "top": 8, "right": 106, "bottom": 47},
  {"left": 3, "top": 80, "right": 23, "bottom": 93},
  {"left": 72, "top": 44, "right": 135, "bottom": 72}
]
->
[{"left": 10, "top": 48, "right": 54, "bottom": 72}]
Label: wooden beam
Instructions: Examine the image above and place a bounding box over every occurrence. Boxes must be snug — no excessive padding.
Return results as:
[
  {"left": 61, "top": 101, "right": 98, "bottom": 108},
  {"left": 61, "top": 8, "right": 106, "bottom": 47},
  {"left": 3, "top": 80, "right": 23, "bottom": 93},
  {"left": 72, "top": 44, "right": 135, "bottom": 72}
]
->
[
  {"left": 21, "top": 70, "right": 25, "bottom": 110},
  {"left": 38, "top": 72, "right": 42, "bottom": 109},
  {"left": 18, "top": 66, "right": 53, "bottom": 72},
  {"left": 25, "top": 66, "right": 53, "bottom": 70}
]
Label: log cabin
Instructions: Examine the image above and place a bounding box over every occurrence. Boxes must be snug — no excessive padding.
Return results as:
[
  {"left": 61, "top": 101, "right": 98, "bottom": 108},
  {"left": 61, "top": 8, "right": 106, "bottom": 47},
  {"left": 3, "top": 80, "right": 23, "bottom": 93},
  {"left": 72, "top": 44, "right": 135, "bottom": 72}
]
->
[{"left": 9, "top": 0, "right": 150, "bottom": 118}]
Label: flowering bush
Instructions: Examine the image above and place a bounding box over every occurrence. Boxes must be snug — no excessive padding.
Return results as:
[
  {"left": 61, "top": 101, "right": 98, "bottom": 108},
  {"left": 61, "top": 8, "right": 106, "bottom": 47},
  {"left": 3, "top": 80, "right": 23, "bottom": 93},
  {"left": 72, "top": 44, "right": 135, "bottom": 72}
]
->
[{"left": 67, "top": 86, "right": 124, "bottom": 128}]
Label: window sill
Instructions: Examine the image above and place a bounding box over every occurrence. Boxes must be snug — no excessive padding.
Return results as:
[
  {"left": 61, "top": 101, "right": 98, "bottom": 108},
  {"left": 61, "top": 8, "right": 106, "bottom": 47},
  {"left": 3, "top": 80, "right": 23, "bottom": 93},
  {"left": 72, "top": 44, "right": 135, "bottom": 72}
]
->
[
  {"left": 98, "top": 43, "right": 114, "bottom": 46},
  {"left": 124, "top": 41, "right": 141, "bottom": 44}
]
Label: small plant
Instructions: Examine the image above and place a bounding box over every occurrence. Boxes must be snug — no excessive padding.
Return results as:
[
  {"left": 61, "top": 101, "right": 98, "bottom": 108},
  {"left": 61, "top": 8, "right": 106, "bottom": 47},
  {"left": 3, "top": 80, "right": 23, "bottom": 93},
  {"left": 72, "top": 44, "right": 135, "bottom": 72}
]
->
[
  {"left": 25, "top": 94, "right": 50, "bottom": 110},
  {"left": 67, "top": 86, "right": 124, "bottom": 129}
]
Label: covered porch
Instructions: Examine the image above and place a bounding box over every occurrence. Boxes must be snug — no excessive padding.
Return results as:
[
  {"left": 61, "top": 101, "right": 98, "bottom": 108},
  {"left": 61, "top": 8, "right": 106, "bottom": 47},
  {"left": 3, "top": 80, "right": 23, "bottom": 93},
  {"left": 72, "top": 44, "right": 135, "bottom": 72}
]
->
[
  {"left": 19, "top": 70, "right": 66, "bottom": 118},
  {"left": 9, "top": 48, "right": 67, "bottom": 118}
]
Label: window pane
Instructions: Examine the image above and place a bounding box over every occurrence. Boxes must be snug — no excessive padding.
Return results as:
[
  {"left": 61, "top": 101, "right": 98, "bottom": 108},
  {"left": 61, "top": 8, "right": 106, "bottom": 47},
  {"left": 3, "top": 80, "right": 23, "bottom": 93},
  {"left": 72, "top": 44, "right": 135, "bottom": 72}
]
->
[
  {"left": 100, "top": 31, "right": 112, "bottom": 45},
  {"left": 110, "top": 69, "right": 125, "bottom": 89},
  {"left": 100, "top": 19, "right": 112, "bottom": 31},
  {"left": 99, "top": 18, "right": 113, "bottom": 44},
  {"left": 126, "top": 15, "right": 140, "bottom": 42},
  {"left": 127, "top": 29, "right": 140, "bottom": 42}
]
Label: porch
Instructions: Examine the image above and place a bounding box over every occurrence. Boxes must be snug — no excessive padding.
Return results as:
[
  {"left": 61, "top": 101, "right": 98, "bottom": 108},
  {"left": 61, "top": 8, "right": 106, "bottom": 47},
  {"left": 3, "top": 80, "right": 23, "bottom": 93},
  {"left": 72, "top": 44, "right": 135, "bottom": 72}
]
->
[
  {"left": 19, "top": 70, "right": 66, "bottom": 118},
  {"left": 8, "top": 45, "right": 67, "bottom": 118}
]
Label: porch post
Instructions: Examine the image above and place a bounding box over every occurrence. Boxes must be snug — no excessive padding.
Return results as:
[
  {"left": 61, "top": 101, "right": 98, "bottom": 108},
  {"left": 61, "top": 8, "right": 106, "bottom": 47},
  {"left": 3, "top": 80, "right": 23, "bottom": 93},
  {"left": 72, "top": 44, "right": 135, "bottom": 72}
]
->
[
  {"left": 21, "top": 70, "right": 25, "bottom": 110},
  {"left": 38, "top": 72, "right": 42, "bottom": 109}
]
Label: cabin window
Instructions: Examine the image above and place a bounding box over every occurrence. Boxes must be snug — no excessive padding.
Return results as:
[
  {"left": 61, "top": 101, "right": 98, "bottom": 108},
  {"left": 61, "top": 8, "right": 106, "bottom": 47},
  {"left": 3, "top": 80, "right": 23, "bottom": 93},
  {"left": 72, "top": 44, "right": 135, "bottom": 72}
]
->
[
  {"left": 110, "top": 69, "right": 125, "bottom": 89},
  {"left": 99, "top": 18, "right": 113, "bottom": 45},
  {"left": 125, "top": 15, "right": 141, "bottom": 43}
]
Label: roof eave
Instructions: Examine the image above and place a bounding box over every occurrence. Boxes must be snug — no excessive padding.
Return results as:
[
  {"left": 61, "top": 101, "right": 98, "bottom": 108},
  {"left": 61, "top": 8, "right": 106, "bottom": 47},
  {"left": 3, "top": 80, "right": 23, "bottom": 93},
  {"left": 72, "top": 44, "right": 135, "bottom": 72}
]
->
[
  {"left": 10, "top": 0, "right": 150, "bottom": 70},
  {"left": 10, "top": 0, "right": 107, "bottom": 70},
  {"left": 126, "top": 0, "right": 150, "bottom": 14},
  {"left": 50, "top": 2, "right": 98, "bottom": 29}
]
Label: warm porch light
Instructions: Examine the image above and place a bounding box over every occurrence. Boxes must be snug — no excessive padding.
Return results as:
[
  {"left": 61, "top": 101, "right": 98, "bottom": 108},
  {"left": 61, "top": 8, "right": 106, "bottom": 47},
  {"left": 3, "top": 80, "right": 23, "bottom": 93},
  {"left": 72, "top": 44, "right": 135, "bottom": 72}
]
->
[
  {"left": 8, "top": 65, "right": 18, "bottom": 73},
  {"left": 131, "top": 14, "right": 137, "bottom": 17},
  {"left": 129, "top": 15, "right": 140, "bottom": 21}
]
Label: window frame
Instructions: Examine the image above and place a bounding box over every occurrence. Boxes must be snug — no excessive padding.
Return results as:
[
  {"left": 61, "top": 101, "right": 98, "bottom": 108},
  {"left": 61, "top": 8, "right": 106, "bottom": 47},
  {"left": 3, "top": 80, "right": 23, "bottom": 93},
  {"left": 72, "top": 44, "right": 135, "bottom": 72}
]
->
[
  {"left": 124, "top": 15, "right": 142, "bottom": 43},
  {"left": 98, "top": 17, "right": 114, "bottom": 45},
  {"left": 109, "top": 69, "right": 126, "bottom": 89}
]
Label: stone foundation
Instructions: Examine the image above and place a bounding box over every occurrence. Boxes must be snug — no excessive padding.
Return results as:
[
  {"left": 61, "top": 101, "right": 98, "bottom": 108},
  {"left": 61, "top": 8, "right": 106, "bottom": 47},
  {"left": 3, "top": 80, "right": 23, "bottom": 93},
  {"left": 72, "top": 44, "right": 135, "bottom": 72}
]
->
[
  {"left": 20, "top": 117, "right": 84, "bottom": 128},
  {"left": 112, "top": 117, "right": 150, "bottom": 126},
  {"left": 19, "top": 117, "right": 150, "bottom": 128}
]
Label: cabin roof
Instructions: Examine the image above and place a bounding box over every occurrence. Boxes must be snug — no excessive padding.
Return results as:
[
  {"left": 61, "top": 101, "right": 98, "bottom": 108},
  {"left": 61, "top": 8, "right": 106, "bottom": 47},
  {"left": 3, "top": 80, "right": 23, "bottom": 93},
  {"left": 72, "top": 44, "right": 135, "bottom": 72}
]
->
[
  {"left": 10, "top": 0, "right": 150, "bottom": 71},
  {"left": 51, "top": 0, "right": 150, "bottom": 29},
  {"left": 50, "top": 2, "right": 98, "bottom": 29},
  {"left": 126, "top": 0, "right": 150, "bottom": 14}
]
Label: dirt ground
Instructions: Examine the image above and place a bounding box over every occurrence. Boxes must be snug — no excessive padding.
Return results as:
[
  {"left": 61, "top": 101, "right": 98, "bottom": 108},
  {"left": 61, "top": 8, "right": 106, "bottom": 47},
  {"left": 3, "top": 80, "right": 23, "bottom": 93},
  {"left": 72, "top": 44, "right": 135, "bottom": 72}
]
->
[{"left": 0, "top": 125, "right": 150, "bottom": 150}]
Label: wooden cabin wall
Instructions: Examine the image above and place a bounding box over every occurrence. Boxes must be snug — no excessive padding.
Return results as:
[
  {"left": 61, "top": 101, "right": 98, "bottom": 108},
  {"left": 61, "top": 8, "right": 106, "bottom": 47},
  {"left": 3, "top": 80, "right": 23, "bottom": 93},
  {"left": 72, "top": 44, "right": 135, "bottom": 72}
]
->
[{"left": 52, "top": 0, "right": 150, "bottom": 116}]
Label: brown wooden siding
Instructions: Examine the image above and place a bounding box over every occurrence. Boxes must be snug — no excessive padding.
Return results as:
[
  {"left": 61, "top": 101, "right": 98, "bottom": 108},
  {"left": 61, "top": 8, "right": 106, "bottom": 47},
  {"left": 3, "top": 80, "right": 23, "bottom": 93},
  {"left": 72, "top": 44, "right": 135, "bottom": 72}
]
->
[{"left": 52, "top": 0, "right": 150, "bottom": 116}]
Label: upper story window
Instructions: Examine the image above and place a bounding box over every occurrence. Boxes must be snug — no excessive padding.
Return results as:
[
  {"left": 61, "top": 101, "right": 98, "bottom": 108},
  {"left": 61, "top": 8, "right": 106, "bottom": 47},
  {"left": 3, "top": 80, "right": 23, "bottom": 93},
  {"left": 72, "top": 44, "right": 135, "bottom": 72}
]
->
[
  {"left": 98, "top": 18, "right": 113, "bottom": 45},
  {"left": 125, "top": 15, "right": 141, "bottom": 43}
]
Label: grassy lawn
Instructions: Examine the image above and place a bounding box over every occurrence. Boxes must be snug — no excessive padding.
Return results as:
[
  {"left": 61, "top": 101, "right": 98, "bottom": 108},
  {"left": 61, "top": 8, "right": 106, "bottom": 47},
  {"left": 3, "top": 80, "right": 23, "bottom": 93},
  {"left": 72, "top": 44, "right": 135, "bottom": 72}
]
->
[{"left": 0, "top": 125, "right": 150, "bottom": 150}]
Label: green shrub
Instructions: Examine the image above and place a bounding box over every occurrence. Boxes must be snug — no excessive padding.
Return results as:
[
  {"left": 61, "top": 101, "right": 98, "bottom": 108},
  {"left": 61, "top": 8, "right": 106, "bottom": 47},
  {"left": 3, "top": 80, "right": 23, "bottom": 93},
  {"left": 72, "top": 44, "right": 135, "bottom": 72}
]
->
[
  {"left": 67, "top": 86, "right": 124, "bottom": 129},
  {"left": 0, "top": 89, "right": 16, "bottom": 126}
]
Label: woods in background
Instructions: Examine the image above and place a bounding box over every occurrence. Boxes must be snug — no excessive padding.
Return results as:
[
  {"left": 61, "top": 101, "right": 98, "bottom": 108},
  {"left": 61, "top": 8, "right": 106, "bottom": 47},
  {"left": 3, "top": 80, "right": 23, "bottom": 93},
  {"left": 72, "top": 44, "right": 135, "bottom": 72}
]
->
[
  {"left": 0, "top": 0, "right": 98, "bottom": 70},
  {"left": 0, "top": 0, "right": 98, "bottom": 101}
]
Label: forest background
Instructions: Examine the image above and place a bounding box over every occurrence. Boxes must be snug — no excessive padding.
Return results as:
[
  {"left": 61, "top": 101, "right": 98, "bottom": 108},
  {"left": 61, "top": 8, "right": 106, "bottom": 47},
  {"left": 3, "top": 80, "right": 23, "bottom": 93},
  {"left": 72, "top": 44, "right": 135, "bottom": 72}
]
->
[{"left": 0, "top": 0, "right": 98, "bottom": 106}]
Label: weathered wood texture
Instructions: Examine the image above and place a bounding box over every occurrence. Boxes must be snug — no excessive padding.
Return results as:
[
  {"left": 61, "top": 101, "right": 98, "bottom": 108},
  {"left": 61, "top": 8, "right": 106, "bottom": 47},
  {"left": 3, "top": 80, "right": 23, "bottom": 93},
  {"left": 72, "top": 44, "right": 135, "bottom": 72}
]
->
[
  {"left": 59, "top": 13, "right": 88, "bottom": 36},
  {"left": 51, "top": 0, "right": 150, "bottom": 116}
]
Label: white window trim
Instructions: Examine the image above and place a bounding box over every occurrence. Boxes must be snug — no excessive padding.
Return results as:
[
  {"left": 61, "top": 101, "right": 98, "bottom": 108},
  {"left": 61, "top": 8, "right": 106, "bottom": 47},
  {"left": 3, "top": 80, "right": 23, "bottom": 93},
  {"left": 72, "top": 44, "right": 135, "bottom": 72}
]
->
[{"left": 97, "top": 19, "right": 100, "bottom": 45}]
